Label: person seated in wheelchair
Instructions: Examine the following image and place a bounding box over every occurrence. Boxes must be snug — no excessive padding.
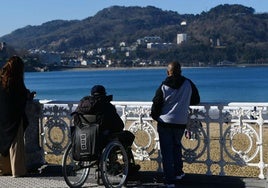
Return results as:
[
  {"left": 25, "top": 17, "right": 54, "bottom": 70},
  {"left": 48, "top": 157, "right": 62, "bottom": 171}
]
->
[{"left": 73, "top": 85, "right": 140, "bottom": 174}]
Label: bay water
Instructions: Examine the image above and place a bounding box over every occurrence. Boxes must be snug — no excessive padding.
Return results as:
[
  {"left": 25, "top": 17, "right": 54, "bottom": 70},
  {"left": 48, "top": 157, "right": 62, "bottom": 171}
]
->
[{"left": 24, "top": 67, "right": 268, "bottom": 103}]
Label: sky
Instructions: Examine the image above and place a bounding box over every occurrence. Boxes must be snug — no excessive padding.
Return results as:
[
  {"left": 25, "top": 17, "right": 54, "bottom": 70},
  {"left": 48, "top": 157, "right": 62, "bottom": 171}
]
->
[{"left": 0, "top": 0, "right": 267, "bottom": 37}]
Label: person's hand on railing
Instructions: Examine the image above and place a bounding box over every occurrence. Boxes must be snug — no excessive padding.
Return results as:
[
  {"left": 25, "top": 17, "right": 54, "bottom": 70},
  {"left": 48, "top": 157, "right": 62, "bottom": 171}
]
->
[{"left": 27, "top": 90, "right": 36, "bottom": 101}]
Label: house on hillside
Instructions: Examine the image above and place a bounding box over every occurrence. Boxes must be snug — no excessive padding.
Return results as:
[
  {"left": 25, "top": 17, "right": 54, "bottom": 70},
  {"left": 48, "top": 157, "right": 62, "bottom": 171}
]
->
[{"left": 39, "top": 53, "right": 61, "bottom": 65}]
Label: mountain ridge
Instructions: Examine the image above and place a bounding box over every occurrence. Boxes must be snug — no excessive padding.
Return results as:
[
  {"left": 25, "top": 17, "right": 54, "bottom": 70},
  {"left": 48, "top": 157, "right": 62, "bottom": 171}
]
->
[{"left": 0, "top": 4, "right": 267, "bottom": 65}]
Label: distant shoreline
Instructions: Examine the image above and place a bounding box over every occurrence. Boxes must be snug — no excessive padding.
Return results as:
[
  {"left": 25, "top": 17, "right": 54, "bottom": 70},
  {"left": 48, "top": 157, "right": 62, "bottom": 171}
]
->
[
  {"left": 27, "top": 64, "right": 268, "bottom": 72},
  {"left": 61, "top": 66, "right": 167, "bottom": 72}
]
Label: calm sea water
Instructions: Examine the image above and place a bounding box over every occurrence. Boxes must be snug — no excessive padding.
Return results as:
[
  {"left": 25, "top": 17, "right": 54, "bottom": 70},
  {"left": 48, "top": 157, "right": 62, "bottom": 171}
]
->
[{"left": 24, "top": 67, "right": 268, "bottom": 103}]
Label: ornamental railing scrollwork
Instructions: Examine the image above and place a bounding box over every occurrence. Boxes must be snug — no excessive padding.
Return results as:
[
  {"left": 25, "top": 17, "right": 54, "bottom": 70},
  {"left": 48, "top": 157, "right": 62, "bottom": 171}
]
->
[
  {"left": 114, "top": 102, "right": 158, "bottom": 161},
  {"left": 223, "top": 103, "right": 268, "bottom": 179},
  {"left": 182, "top": 107, "right": 208, "bottom": 164},
  {"left": 39, "top": 101, "right": 268, "bottom": 179},
  {"left": 40, "top": 103, "right": 75, "bottom": 155}
]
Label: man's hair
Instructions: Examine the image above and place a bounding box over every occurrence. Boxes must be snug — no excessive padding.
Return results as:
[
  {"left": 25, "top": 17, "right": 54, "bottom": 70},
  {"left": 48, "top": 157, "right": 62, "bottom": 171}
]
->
[{"left": 167, "top": 61, "right": 181, "bottom": 76}]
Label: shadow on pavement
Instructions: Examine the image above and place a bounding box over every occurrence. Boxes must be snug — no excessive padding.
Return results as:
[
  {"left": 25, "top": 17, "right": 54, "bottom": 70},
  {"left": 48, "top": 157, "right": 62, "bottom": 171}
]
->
[{"left": 26, "top": 165, "right": 265, "bottom": 188}]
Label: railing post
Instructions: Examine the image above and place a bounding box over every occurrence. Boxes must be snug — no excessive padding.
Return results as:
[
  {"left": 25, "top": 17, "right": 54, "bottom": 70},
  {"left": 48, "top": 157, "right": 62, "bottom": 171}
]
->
[{"left": 257, "top": 107, "right": 265, "bottom": 179}]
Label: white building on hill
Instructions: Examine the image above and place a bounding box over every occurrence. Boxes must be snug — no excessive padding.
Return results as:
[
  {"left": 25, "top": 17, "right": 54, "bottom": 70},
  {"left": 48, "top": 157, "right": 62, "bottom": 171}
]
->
[{"left": 177, "top": 33, "right": 187, "bottom": 44}]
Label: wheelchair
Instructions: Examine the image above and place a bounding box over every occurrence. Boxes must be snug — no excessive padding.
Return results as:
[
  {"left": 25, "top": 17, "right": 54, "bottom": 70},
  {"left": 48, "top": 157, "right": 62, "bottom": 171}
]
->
[{"left": 62, "top": 113, "right": 130, "bottom": 188}]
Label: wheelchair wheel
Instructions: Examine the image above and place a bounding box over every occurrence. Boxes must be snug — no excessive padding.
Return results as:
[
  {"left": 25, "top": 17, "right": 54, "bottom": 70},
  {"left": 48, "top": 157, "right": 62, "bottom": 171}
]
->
[
  {"left": 62, "top": 143, "right": 90, "bottom": 188},
  {"left": 100, "top": 140, "right": 129, "bottom": 188}
]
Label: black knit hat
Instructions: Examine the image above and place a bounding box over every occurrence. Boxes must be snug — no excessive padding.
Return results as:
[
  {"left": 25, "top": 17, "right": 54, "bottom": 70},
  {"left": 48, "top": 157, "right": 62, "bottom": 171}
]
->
[{"left": 91, "top": 85, "right": 106, "bottom": 96}]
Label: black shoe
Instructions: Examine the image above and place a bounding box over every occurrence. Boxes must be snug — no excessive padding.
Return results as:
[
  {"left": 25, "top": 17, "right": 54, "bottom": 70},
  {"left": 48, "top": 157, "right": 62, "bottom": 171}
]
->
[{"left": 128, "top": 163, "right": 140, "bottom": 175}]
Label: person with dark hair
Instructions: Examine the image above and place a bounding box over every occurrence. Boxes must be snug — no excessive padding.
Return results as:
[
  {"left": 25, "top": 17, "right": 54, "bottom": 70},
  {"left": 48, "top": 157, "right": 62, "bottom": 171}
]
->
[
  {"left": 0, "top": 56, "right": 35, "bottom": 177},
  {"left": 74, "top": 85, "right": 140, "bottom": 174},
  {"left": 151, "top": 61, "right": 200, "bottom": 187}
]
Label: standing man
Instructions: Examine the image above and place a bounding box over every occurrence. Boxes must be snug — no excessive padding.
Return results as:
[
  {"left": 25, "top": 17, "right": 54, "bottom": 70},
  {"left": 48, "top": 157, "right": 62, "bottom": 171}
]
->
[{"left": 151, "top": 61, "right": 200, "bottom": 187}]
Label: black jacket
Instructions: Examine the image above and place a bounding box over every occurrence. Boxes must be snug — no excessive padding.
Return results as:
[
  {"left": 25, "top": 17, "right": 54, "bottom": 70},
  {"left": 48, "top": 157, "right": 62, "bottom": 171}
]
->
[
  {"left": 74, "top": 95, "right": 124, "bottom": 134},
  {"left": 0, "top": 84, "right": 29, "bottom": 156}
]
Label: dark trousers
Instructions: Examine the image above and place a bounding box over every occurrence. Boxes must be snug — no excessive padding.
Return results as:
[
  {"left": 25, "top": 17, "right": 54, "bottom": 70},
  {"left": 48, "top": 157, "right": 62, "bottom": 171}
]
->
[{"left": 157, "top": 123, "right": 185, "bottom": 183}]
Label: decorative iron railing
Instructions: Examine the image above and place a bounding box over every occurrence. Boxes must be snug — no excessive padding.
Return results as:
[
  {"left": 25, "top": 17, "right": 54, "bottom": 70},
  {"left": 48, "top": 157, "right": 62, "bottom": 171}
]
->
[{"left": 38, "top": 101, "right": 268, "bottom": 179}]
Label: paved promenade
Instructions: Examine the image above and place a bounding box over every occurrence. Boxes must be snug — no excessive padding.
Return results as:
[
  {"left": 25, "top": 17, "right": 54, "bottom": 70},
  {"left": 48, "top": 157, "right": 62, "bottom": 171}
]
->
[{"left": 0, "top": 165, "right": 267, "bottom": 188}]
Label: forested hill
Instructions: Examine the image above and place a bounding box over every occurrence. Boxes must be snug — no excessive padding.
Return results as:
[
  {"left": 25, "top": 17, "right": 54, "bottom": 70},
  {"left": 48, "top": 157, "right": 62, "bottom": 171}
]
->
[
  {"left": 0, "top": 5, "right": 191, "bottom": 51},
  {"left": 0, "top": 4, "right": 267, "bottom": 54}
]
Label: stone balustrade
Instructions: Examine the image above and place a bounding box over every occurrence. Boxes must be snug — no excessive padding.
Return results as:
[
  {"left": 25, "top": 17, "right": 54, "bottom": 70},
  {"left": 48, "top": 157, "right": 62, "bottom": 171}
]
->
[{"left": 25, "top": 100, "right": 268, "bottom": 179}]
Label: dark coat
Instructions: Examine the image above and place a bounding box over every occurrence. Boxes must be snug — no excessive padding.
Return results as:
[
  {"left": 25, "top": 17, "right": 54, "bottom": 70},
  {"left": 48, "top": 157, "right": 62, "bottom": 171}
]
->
[
  {"left": 74, "top": 95, "right": 124, "bottom": 134},
  {"left": 0, "top": 84, "right": 29, "bottom": 156}
]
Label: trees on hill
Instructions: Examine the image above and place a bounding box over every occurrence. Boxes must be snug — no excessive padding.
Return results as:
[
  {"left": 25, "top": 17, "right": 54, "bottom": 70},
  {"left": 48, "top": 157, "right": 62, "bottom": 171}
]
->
[{"left": 0, "top": 4, "right": 267, "bottom": 66}]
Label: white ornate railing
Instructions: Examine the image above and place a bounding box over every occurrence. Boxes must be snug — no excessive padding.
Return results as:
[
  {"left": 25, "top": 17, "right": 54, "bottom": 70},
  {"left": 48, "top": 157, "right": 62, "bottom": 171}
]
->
[{"left": 39, "top": 101, "right": 268, "bottom": 179}]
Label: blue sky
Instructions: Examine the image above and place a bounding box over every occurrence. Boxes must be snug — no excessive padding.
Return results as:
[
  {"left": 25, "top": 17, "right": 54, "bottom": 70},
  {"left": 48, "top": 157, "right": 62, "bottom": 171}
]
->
[{"left": 0, "top": 0, "right": 267, "bottom": 37}]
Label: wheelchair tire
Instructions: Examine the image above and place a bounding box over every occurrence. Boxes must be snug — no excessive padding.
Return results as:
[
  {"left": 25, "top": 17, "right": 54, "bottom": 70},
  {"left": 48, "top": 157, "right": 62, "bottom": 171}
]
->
[
  {"left": 62, "top": 143, "right": 90, "bottom": 188},
  {"left": 100, "top": 140, "right": 129, "bottom": 188}
]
